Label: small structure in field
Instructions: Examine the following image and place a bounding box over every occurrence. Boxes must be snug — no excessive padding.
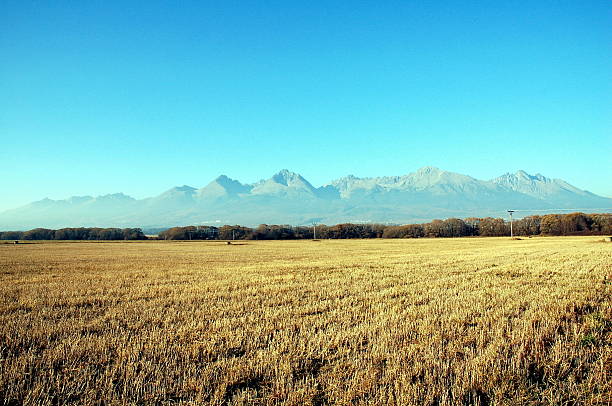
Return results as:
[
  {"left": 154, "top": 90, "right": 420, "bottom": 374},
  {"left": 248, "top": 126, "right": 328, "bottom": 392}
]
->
[
  {"left": 14, "top": 240, "right": 19, "bottom": 245},
  {"left": 605, "top": 236, "right": 612, "bottom": 242}
]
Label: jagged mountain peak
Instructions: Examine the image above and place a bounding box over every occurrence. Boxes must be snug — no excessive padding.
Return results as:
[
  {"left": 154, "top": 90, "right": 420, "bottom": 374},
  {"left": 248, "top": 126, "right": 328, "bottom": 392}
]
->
[
  {"left": 515, "top": 169, "right": 529, "bottom": 177},
  {"left": 270, "top": 169, "right": 308, "bottom": 185},
  {"left": 329, "top": 167, "right": 483, "bottom": 197},
  {"left": 494, "top": 170, "right": 549, "bottom": 184},
  {"left": 491, "top": 170, "right": 589, "bottom": 198},
  {"left": 251, "top": 170, "right": 316, "bottom": 195},
  {"left": 500, "top": 170, "right": 549, "bottom": 182},
  {"left": 211, "top": 175, "right": 247, "bottom": 189},
  {"left": 95, "top": 193, "right": 135, "bottom": 201},
  {"left": 416, "top": 166, "right": 444, "bottom": 175},
  {"left": 404, "top": 167, "right": 478, "bottom": 190},
  {"left": 329, "top": 174, "right": 361, "bottom": 185},
  {"left": 214, "top": 174, "right": 232, "bottom": 183}
]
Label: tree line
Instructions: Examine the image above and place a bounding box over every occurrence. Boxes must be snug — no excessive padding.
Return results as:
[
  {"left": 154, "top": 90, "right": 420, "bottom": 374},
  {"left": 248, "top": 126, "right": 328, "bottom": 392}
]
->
[
  {"left": 1, "top": 213, "right": 609, "bottom": 241},
  {"left": 157, "top": 213, "right": 611, "bottom": 240},
  {"left": 0, "top": 228, "right": 146, "bottom": 241}
]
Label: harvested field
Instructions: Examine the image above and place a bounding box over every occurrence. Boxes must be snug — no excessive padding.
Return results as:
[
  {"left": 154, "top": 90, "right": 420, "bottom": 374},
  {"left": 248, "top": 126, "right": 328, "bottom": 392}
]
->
[{"left": 0, "top": 237, "right": 610, "bottom": 405}]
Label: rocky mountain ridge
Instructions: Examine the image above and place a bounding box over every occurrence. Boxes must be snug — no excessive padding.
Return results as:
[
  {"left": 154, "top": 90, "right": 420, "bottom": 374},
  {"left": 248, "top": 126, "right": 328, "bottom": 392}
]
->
[{"left": 1, "top": 167, "right": 610, "bottom": 229}]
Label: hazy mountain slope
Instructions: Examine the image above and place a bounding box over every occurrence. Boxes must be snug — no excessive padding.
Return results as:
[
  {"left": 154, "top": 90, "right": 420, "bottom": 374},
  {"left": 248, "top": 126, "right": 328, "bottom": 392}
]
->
[
  {"left": 197, "top": 175, "right": 252, "bottom": 200},
  {"left": 146, "top": 186, "right": 197, "bottom": 207},
  {"left": 0, "top": 193, "right": 139, "bottom": 229},
  {"left": 1, "top": 167, "right": 610, "bottom": 229}
]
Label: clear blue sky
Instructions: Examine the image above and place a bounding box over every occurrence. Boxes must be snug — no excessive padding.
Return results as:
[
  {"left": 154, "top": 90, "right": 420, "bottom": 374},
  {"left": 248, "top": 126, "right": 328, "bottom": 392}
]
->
[{"left": 1, "top": 1, "right": 611, "bottom": 211}]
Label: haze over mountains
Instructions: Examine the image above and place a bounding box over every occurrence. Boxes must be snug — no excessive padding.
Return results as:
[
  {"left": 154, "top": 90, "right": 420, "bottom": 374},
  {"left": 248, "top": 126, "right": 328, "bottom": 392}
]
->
[{"left": 1, "top": 167, "right": 610, "bottom": 230}]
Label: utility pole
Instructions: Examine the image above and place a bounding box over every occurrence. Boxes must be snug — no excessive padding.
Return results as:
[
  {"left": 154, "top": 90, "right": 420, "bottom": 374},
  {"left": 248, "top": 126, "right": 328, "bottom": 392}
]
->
[
  {"left": 508, "top": 210, "right": 515, "bottom": 238},
  {"left": 313, "top": 223, "right": 317, "bottom": 240},
  {"left": 232, "top": 230, "right": 235, "bottom": 241}
]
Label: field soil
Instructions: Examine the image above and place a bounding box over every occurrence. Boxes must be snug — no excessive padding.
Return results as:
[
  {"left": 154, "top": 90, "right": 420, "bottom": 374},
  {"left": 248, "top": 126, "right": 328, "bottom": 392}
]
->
[{"left": 0, "top": 237, "right": 610, "bottom": 405}]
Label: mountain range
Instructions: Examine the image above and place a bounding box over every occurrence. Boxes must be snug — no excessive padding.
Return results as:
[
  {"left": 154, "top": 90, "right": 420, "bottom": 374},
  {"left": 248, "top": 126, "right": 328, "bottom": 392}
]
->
[{"left": 1, "top": 167, "right": 610, "bottom": 230}]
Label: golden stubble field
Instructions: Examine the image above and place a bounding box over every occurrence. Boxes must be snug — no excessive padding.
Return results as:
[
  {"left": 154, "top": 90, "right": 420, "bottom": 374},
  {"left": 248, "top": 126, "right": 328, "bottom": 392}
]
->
[{"left": 0, "top": 237, "right": 610, "bottom": 405}]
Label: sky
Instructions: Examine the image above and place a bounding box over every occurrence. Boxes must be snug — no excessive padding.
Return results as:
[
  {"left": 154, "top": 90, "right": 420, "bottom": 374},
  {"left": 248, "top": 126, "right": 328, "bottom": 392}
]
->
[{"left": 1, "top": 0, "right": 611, "bottom": 211}]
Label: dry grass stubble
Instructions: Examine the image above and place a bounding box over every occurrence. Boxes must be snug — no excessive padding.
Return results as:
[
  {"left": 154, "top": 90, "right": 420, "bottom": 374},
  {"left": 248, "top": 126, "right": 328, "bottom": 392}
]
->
[{"left": 0, "top": 237, "right": 610, "bottom": 405}]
